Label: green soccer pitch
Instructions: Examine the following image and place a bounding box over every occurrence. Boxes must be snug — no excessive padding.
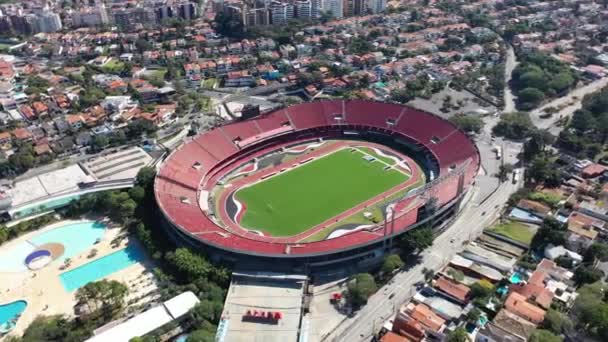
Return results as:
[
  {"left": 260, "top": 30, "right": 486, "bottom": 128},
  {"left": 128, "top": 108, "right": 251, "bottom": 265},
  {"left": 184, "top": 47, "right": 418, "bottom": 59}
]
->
[{"left": 234, "top": 148, "right": 409, "bottom": 237}]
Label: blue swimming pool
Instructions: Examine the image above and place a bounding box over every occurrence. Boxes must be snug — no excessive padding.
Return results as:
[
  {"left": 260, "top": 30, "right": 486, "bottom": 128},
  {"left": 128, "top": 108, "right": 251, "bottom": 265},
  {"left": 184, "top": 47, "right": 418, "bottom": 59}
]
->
[
  {"left": 510, "top": 272, "right": 524, "bottom": 284},
  {"left": 0, "top": 300, "right": 26, "bottom": 328},
  {"left": 60, "top": 244, "right": 145, "bottom": 292},
  {"left": 30, "top": 221, "right": 106, "bottom": 262},
  {"left": 509, "top": 207, "right": 542, "bottom": 223},
  {"left": 0, "top": 221, "right": 106, "bottom": 272}
]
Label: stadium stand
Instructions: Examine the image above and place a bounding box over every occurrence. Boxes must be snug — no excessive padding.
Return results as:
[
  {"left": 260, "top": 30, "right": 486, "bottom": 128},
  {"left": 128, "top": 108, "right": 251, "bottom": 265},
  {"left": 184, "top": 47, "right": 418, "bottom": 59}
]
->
[{"left": 155, "top": 101, "right": 480, "bottom": 259}]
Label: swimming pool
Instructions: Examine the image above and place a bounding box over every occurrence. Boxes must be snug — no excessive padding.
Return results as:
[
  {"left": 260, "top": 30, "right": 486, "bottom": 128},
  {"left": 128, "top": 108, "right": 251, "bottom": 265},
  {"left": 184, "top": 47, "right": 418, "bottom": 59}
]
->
[
  {"left": 509, "top": 272, "right": 524, "bottom": 284},
  {"left": 60, "top": 244, "right": 145, "bottom": 292},
  {"left": 0, "top": 221, "right": 106, "bottom": 272},
  {"left": 0, "top": 300, "right": 27, "bottom": 331},
  {"left": 30, "top": 221, "right": 106, "bottom": 262},
  {"left": 509, "top": 208, "right": 543, "bottom": 223}
]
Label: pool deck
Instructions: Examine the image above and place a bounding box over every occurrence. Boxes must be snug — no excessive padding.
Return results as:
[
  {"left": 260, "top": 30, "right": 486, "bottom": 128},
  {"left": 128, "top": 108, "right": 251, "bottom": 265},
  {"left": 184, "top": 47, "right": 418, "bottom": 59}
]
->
[{"left": 0, "top": 219, "right": 152, "bottom": 338}]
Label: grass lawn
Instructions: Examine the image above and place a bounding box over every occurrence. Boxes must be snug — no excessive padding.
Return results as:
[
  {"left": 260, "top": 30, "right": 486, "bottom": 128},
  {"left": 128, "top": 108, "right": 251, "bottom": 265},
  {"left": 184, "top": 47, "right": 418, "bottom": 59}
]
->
[
  {"left": 487, "top": 221, "right": 536, "bottom": 245},
  {"left": 203, "top": 78, "right": 217, "bottom": 90},
  {"left": 301, "top": 168, "right": 426, "bottom": 242},
  {"left": 102, "top": 59, "right": 125, "bottom": 73},
  {"left": 236, "top": 148, "right": 408, "bottom": 237}
]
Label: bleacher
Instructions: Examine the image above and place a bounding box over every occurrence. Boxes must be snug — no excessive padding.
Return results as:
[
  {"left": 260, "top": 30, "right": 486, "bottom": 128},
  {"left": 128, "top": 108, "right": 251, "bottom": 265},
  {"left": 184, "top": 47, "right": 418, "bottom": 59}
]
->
[
  {"left": 344, "top": 100, "right": 402, "bottom": 128},
  {"left": 286, "top": 102, "right": 328, "bottom": 129},
  {"left": 155, "top": 100, "right": 481, "bottom": 257}
]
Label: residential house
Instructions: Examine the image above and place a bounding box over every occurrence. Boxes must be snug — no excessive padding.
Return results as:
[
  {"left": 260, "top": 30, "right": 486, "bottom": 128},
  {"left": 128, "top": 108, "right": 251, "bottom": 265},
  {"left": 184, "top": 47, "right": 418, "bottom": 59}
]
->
[
  {"left": 517, "top": 199, "right": 551, "bottom": 217},
  {"left": 19, "top": 105, "right": 36, "bottom": 121},
  {"left": 225, "top": 71, "right": 255, "bottom": 87},
  {"left": 34, "top": 143, "right": 52, "bottom": 156},
  {"left": 566, "top": 211, "right": 601, "bottom": 251},
  {"left": 403, "top": 303, "right": 445, "bottom": 334},
  {"left": 32, "top": 101, "right": 49, "bottom": 117},
  {"left": 476, "top": 322, "right": 526, "bottom": 342},
  {"left": 510, "top": 270, "right": 554, "bottom": 309},
  {"left": 581, "top": 163, "right": 606, "bottom": 178},
  {"left": 66, "top": 114, "right": 85, "bottom": 131},
  {"left": 0, "top": 132, "right": 11, "bottom": 148},
  {"left": 487, "top": 308, "right": 536, "bottom": 341},
  {"left": 51, "top": 136, "right": 76, "bottom": 154},
  {"left": 433, "top": 276, "right": 470, "bottom": 304},
  {"left": 392, "top": 313, "right": 426, "bottom": 342},
  {"left": 12, "top": 127, "right": 33, "bottom": 142},
  {"left": 380, "top": 331, "right": 410, "bottom": 342},
  {"left": 503, "top": 292, "right": 546, "bottom": 324}
]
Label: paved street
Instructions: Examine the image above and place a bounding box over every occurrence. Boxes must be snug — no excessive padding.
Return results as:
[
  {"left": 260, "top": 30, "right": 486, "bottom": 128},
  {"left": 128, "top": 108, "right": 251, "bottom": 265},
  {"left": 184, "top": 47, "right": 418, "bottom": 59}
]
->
[
  {"left": 503, "top": 44, "right": 518, "bottom": 113},
  {"left": 325, "top": 172, "right": 522, "bottom": 342},
  {"left": 531, "top": 77, "right": 608, "bottom": 134}
]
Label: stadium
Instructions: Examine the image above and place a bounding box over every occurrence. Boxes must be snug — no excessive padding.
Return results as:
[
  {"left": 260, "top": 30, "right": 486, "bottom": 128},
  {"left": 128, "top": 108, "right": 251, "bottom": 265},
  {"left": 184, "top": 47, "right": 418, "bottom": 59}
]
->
[{"left": 154, "top": 100, "right": 480, "bottom": 268}]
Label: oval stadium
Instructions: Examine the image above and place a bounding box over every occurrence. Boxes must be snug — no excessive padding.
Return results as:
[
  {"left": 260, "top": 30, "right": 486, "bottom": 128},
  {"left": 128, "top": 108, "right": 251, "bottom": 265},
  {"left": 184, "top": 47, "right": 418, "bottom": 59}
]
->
[{"left": 154, "top": 100, "right": 480, "bottom": 268}]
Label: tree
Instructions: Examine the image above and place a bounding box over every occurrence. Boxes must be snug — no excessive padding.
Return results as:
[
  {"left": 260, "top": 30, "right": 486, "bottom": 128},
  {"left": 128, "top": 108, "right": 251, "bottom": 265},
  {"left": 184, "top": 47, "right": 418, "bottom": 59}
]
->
[
  {"left": 526, "top": 156, "right": 562, "bottom": 186},
  {"left": 531, "top": 217, "right": 567, "bottom": 251},
  {"left": 391, "top": 88, "right": 414, "bottom": 104},
  {"left": 449, "top": 114, "right": 484, "bottom": 133},
  {"left": 75, "top": 280, "right": 128, "bottom": 319},
  {"left": 470, "top": 279, "right": 494, "bottom": 299},
  {"left": 492, "top": 112, "right": 533, "bottom": 140},
  {"left": 466, "top": 307, "right": 482, "bottom": 323},
  {"left": 347, "top": 273, "right": 377, "bottom": 307},
  {"left": 214, "top": 11, "right": 243, "bottom": 38},
  {"left": 585, "top": 242, "right": 608, "bottom": 263},
  {"left": 166, "top": 248, "right": 212, "bottom": 282},
  {"left": 21, "top": 315, "right": 91, "bottom": 342},
  {"left": 542, "top": 308, "right": 572, "bottom": 334},
  {"left": 382, "top": 254, "right": 404, "bottom": 274},
  {"left": 529, "top": 329, "right": 563, "bottom": 342},
  {"left": 523, "top": 129, "right": 554, "bottom": 161},
  {"left": 446, "top": 327, "right": 469, "bottom": 342},
  {"left": 573, "top": 266, "right": 604, "bottom": 286},
  {"left": 187, "top": 329, "right": 216, "bottom": 342},
  {"left": 399, "top": 226, "right": 434, "bottom": 253},
  {"left": 190, "top": 300, "right": 223, "bottom": 325}
]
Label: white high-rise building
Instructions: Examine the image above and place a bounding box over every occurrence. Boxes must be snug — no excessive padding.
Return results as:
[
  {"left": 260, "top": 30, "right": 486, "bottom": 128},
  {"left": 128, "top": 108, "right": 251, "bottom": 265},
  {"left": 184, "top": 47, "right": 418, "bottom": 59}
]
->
[
  {"left": 367, "top": 0, "right": 386, "bottom": 14},
  {"left": 296, "top": 0, "right": 320, "bottom": 19},
  {"left": 321, "top": 0, "right": 343, "bottom": 18},
  {"left": 269, "top": 1, "right": 294, "bottom": 25},
  {"left": 35, "top": 12, "right": 62, "bottom": 32},
  {"left": 72, "top": 5, "right": 109, "bottom": 27}
]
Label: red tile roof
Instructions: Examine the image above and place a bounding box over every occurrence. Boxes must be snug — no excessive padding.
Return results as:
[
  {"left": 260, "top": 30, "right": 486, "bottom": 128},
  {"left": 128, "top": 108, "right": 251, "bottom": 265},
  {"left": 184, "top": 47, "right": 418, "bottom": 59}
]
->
[
  {"left": 407, "top": 303, "right": 445, "bottom": 332},
  {"left": 504, "top": 292, "right": 546, "bottom": 324},
  {"left": 434, "top": 276, "right": 470, "bottom": 302}
]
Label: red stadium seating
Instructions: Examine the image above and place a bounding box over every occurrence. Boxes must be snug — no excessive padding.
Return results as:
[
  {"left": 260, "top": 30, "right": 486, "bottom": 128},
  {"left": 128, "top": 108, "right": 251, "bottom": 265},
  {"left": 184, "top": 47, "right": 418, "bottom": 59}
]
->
[
  {"left": 287, "top": 102, "right": 328, "bottom": 129},
  {"left": 194, "top": 129, "right": 238, "bottom": 160},
  {"left": 255, "top": 110, "right": 292, "bottom": 132},
  {"left": 344, "top": 100, "right": 402, "bottom": 128},
  {"left": 155, "top": 101, "right": 480, "bottom": 257},
  {"left": 320, "top": 100, "right": 345, "bottom": 123},
  {"left": 220, "top": 120, "right": 261, "bottom": 144},
  {"left": 396, "top": 108, "right": 457, "bottom": 144}
]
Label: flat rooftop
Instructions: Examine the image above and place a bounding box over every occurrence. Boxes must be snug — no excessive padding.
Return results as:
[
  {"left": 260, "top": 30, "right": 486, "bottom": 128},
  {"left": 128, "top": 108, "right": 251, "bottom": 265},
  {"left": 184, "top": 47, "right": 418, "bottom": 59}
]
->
[
  {"left": 81, "top": 147, "right": 153, "bottom": 181},
  {"left": 9, "top": 164, "right": 92, "bottom": 207},
  {"left": 218, "top": 274, "right": 306, "bottom": 342}
]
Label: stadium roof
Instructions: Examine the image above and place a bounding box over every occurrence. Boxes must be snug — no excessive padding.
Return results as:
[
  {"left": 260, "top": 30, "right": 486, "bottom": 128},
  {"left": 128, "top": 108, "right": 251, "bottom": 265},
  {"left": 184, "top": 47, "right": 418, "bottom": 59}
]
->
[{"left": 86, "top": 291, "right": 199, "bottom": 342}]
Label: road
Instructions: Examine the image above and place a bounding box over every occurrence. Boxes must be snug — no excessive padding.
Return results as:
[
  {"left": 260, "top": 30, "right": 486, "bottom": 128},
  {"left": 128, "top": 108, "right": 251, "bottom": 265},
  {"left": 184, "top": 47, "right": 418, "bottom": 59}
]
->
[
  {"left": 530, "top": 77, "right": 608, "bottom": 134},
  {"left": 503, "top": 44, "right": 518, "bottom": 113},
  {"left": 327, "top": 173, "right": 522, "bottom": 342}
]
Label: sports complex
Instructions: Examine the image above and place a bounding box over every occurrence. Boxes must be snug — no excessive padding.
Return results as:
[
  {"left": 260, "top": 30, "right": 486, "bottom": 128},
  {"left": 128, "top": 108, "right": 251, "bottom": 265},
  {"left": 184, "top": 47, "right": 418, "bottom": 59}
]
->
[{"left": 154, "top": 100, "right": 480, "bottom": 267}]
